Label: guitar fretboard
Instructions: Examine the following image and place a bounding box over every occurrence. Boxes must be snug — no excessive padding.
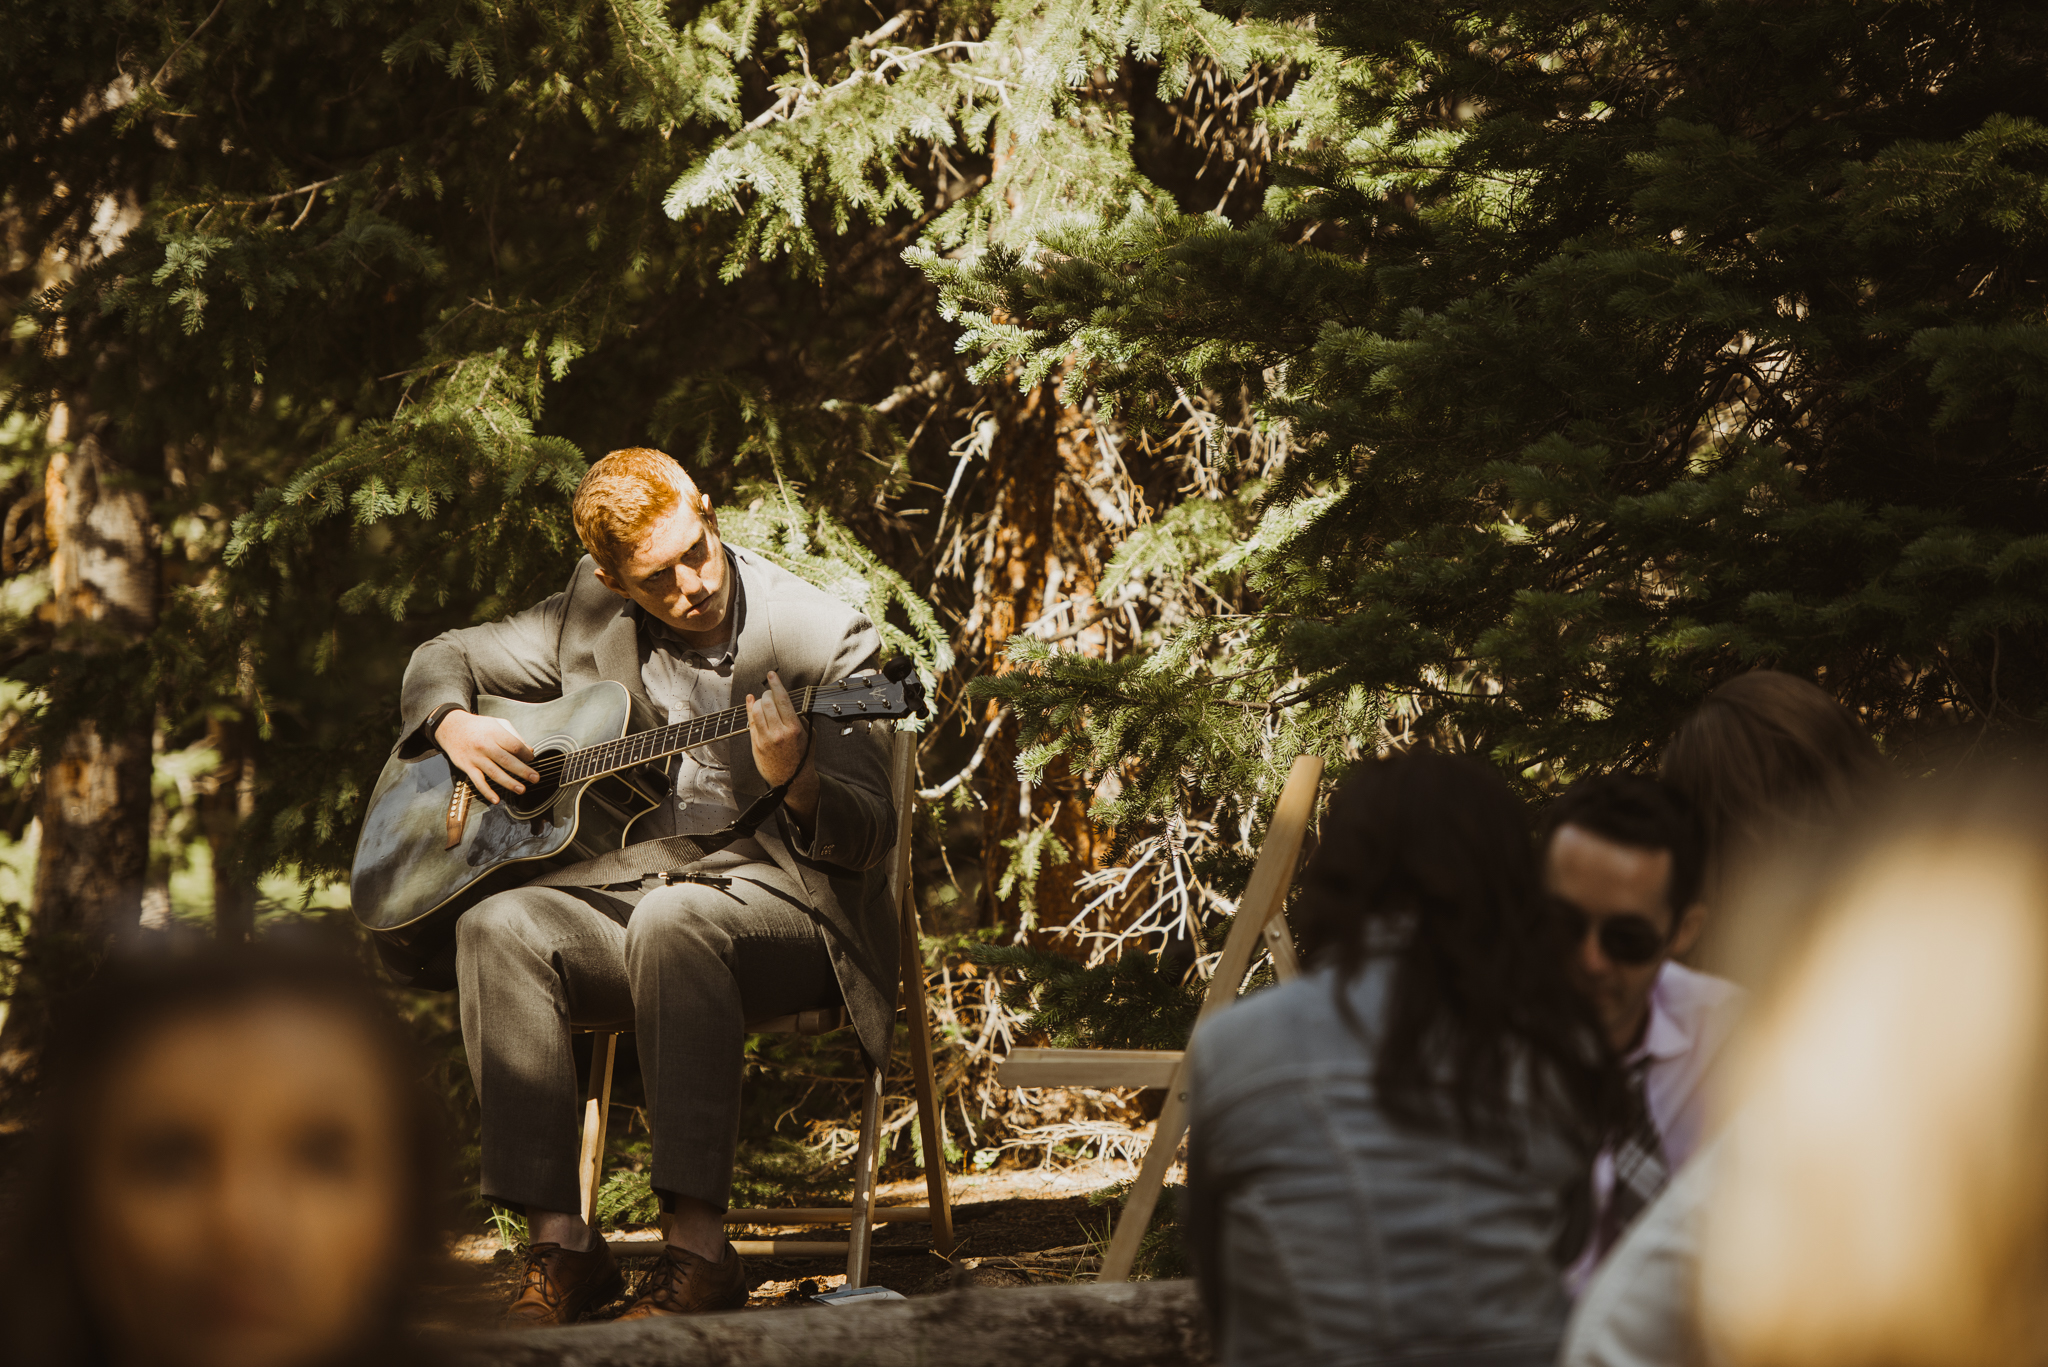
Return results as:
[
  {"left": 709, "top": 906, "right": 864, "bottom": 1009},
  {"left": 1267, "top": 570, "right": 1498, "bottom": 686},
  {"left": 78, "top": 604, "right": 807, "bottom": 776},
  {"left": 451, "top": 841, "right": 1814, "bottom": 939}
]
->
[{"left": 561, "top": 685, "right": 818, "bottom": 783}]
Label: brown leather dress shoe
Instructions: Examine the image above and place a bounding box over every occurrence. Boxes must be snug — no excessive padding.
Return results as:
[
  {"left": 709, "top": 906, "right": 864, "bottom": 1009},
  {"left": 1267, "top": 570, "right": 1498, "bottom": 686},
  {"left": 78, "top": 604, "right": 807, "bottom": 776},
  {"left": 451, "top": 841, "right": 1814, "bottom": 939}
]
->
[
  {"left": 502, "top": 1239, "right": 626, "bottom": 1326},
  {"left": 615, "top": 1241, "right": 749, "bottom": 1318}
]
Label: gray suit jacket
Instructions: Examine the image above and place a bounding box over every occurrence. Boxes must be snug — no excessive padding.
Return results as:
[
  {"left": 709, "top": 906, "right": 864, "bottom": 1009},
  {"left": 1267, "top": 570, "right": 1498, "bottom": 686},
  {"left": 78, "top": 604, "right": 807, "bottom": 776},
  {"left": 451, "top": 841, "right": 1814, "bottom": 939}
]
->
[{"left": 397, "top": 546, "right": 900, "bottom": 1064}]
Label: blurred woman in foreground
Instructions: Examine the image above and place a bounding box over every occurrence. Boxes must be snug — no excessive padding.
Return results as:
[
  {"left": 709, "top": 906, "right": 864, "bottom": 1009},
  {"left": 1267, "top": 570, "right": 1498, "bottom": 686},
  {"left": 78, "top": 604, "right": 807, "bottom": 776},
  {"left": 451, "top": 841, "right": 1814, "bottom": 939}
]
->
[
  {"left": 1186, "top": 750, "right": 1616, "bottom": 1367},
  {"left": 1699, "top": 771, "right": 2048, "bottom": 1367},
  {"left": 0, "top": 943, "right": 448, "bottom": 1367}
]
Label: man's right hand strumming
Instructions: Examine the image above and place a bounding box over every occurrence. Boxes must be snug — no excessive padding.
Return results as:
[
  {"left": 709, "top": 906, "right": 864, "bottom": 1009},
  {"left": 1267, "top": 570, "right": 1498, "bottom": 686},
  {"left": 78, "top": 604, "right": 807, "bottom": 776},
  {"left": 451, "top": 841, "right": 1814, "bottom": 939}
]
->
[{"left": 435, "top": 709, "right": 540, "bottom": 804}]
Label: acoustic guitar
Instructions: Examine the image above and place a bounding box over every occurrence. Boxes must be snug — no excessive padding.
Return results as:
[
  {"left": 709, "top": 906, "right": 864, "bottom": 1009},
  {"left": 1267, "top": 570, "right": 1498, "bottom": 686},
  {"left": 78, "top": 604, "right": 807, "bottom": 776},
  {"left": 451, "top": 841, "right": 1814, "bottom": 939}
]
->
[{"left": 350, "top": 659, "right": 924, "bottom": 962}]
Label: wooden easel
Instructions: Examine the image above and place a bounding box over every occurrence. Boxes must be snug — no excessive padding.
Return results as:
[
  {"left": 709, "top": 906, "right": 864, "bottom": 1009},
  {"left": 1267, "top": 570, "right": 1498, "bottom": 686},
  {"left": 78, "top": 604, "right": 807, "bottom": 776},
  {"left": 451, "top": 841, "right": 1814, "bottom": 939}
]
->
[{"left": 996, "top": 754, "right": 1324, "bottom": 1282}]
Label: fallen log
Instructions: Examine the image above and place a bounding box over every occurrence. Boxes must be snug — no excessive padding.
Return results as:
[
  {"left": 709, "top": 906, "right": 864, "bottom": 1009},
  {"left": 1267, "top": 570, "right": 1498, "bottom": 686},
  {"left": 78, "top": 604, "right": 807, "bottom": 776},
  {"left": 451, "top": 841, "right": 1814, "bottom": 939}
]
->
[{"left": 444, "top": 1279, "right": 1214, "bottom": 1367}]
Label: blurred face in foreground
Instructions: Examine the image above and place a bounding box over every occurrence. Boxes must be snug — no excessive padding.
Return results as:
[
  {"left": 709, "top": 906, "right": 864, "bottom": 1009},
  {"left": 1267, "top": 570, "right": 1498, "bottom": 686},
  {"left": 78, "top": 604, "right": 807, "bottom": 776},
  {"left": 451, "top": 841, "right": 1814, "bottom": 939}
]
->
[
  {"left": 79, "top": 999, "right": 407, "bottom": 1367},
  {"left": 1702, "top": 837, "right": 2048, "bottom": 1367},
  {"left": 1548, "top": 824, "right": 1702, "bottom": 1052}
]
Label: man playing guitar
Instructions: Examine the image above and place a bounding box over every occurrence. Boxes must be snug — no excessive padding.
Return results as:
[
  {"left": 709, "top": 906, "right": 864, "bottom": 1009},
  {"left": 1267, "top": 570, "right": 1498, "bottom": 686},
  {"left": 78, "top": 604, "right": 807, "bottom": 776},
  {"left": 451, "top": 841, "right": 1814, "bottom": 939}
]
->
[{"left": 397, "top": 448, "right": 898, "bottom": 1322}]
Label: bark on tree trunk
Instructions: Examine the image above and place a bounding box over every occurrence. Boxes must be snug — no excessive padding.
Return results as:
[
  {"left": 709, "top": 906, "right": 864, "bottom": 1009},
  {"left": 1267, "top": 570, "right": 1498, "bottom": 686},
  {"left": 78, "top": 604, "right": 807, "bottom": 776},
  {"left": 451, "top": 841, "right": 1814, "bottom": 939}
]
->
[
  {"left": 30, "top": 400, "right": 160, "bottom": 942},
  {"left": 971, "top": 381, "right": 1117, "bottom": 934},
  {"left": 448, "top": 1279, "right": 1214, "bottom": 1367},
  {"left": 975, "top": 382, "right": 1061, "bottom": 927},
  {"left": 140, "top": 720, "right": 173, "bottom": 930},
  {"left": 200, "top": 705, "right": 259, "bottom": 942}
]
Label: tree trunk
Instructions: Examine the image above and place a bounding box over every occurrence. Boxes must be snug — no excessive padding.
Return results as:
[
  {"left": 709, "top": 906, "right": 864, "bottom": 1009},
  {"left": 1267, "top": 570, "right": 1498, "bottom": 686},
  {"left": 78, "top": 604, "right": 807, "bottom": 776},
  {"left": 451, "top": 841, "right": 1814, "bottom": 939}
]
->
[
  {"left": 449, "top": 1279, "right": 1214, "bottom": 1367},
  {"left": 200, "top": 705, "right": 259, "bottom": 942},
  {"left": 30, "top": 401, "right": 160, "bottom": 943},
  {"left": 970, "top": 381, "right": 1117, "bottom": 934},
  {"left": 140, "top": 719, "right": 173, "bottom": 930},
  {"left": 974, "top": 382, "right": 1061, "bottom": 927}
]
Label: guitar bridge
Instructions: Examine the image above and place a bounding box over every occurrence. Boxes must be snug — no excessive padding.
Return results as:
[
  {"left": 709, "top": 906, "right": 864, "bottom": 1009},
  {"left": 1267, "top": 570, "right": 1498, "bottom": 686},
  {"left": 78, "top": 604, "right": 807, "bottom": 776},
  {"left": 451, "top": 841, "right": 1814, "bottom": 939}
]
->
[{"left": 445, "top": 780, "right": 474, "bottom": 849}]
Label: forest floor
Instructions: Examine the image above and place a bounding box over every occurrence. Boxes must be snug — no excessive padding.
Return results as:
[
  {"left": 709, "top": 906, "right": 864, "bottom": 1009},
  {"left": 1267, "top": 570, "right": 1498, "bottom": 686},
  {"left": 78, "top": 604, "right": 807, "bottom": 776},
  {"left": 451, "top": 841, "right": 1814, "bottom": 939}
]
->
[{"left": 417, "top": 1156, "right": 1162, "bottom": 1331}]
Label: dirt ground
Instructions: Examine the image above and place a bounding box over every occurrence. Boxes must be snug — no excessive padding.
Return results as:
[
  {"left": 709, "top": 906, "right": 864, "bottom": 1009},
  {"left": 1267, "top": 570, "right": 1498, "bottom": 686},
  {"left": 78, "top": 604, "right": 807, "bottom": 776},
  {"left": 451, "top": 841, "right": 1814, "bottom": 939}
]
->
[{"left": 418, "top": 1158, "right": 1164, "bottom": 1331}]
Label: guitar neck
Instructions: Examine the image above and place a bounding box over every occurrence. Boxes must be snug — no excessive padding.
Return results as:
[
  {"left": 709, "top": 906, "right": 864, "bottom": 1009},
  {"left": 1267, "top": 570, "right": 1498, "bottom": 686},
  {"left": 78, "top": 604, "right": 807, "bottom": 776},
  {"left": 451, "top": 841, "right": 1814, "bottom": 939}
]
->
[{"left": 562, "top": 685, "right": 817, "bottom": 783}]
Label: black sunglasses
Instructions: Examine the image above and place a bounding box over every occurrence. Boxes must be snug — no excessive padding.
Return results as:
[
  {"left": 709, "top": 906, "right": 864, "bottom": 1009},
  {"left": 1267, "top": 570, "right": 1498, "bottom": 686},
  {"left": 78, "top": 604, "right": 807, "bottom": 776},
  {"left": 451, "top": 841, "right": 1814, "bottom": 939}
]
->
[{"left": 1551, "top": 897, "right": 1669, "bottom": 967}]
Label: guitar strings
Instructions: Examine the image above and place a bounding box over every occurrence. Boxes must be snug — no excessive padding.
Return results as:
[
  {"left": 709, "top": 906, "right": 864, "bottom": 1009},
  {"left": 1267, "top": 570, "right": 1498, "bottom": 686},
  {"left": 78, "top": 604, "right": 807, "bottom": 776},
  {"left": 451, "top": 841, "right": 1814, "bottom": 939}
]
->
[
  {"left": 523, "top": 706, "right": 758, "bottom": 781},
  {"left": 522, "top": 685, "right": 817, "bottom": 781},
  {"left": 510, "top": 686, "right": 821, "bottom": 785}
]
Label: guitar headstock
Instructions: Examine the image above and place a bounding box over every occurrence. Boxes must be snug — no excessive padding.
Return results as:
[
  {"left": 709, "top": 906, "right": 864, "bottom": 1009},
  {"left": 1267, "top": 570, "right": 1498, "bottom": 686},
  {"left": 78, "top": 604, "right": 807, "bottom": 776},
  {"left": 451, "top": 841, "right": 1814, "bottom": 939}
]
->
[{"left": 809, "top": 659, "right": 928, "bottom": 722}]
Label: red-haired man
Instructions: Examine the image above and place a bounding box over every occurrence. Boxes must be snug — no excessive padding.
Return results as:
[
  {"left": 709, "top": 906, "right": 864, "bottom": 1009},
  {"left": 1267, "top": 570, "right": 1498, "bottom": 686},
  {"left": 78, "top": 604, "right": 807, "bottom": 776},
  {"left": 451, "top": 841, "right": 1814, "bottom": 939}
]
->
[{"left": 395, "top": 449, "right": 897, "bottom": 1322}]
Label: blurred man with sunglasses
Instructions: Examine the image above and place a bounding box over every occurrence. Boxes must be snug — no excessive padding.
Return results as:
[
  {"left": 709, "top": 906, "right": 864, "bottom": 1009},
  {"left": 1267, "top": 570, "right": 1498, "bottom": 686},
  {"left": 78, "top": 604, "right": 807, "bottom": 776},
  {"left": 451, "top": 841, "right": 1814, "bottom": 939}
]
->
[{"left": 1539, "top": 776, "right": 1743, "bottom": 1290}]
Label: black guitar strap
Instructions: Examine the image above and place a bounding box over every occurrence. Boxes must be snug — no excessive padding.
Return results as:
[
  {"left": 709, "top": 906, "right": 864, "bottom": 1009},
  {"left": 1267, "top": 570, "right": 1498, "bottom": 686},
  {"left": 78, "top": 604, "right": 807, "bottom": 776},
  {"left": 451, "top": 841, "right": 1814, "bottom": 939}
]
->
[{"left": 525, "top": 719, "right": 817, "bottom": 891}]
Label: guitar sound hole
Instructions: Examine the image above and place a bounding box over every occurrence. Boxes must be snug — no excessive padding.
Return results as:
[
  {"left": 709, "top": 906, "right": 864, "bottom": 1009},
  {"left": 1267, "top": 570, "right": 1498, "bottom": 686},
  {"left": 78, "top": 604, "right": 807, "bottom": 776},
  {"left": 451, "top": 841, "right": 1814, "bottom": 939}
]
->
[{"left": 505, "top": 743, "right": 567, "bottom": 820}]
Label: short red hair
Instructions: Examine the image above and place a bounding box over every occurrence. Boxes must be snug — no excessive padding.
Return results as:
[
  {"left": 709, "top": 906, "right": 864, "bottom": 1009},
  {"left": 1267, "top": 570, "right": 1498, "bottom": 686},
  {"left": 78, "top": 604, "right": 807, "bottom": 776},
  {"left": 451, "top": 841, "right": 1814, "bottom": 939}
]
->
[{"left": 571, "top": 448, "right": 703, "bottom": 572}]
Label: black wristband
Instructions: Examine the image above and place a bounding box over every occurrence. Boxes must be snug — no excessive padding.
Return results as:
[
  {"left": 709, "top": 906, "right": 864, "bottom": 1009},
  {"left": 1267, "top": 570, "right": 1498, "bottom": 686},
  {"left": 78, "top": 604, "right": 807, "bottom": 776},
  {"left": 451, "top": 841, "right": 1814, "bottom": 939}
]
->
[{"left": 422, "top": 703, "right": 463, "bottom": 750}]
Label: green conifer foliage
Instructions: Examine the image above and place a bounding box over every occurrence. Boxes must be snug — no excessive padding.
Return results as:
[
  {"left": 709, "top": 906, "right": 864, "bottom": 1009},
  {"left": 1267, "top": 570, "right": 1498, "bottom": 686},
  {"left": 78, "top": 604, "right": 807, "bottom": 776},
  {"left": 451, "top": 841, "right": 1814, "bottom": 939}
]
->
[
  {"left": 19, "top": 0, "right": 2040, "bottom": 1082},
  {"left": 0, "top": 0, "right": 1297, "bottom": 937},
  {"left": 1, "top": 1, "right": 979, "bottom": 899},
  {"left": 975, "top": 939, "right": 1203, "bottom": 1049},
  {"left": 929, "top": 0, "right": 2048, "bottom": 823},
  {"left": 0, "top": 0, "right": 1308, "bottom": 1000}
]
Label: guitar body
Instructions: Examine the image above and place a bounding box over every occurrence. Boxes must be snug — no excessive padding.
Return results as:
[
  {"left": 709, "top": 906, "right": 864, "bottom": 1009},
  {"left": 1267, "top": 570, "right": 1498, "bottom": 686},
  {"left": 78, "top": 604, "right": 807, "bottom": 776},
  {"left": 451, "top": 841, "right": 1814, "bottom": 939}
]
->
[
  {"left": 350, "top": 662, "right": 925, "bottom": 976},
  {"left": 350, "top": 682, "right": 671, "bottom": 960}
]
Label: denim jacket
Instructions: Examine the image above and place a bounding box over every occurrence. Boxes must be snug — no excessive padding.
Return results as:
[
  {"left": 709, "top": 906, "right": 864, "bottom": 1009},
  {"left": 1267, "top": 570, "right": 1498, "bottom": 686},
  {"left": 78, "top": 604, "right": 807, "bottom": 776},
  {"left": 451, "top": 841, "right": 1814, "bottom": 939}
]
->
[{"left": 1186, "top": 959, "right": 1589, "bottom": 1367}]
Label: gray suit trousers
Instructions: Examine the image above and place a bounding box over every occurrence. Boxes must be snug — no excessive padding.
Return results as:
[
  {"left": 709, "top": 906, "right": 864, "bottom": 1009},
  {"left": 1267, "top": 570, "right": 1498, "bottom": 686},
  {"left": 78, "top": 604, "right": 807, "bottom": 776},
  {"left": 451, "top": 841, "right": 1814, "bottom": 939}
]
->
[{"left": 455, "top": 851, "right": 838, "bottom": 1215}]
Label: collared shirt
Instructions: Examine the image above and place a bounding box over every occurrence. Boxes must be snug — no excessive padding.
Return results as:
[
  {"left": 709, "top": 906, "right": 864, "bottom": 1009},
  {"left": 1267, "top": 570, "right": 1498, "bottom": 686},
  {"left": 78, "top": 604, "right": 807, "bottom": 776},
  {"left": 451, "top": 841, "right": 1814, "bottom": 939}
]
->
[
  {"left": 1631, "top": 962, "right": 1744, "bottom": 1166},
  {"left": 634, "top": 561, "right": 766, "bottom": 860},
  {"left": 1567, "top": 961, "right": 1745, "bottom": 1294},
  {"left": 1561, "top": 1137, "right": 1719, "bottom": 1367}
]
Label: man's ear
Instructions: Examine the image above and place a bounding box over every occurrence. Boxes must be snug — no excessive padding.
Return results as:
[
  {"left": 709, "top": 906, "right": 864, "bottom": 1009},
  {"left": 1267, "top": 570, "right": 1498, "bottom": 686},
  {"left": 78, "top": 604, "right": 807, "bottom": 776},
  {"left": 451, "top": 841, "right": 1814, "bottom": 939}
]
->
[
  {"left": 1668, "top": 901, "right": 1708, "bottom": 959},
  {"left": 592, "top": 562, "right": 628, "bottom": 599},
  {"left": 698, "top": 491, "right": 718, "bottom": 528}
]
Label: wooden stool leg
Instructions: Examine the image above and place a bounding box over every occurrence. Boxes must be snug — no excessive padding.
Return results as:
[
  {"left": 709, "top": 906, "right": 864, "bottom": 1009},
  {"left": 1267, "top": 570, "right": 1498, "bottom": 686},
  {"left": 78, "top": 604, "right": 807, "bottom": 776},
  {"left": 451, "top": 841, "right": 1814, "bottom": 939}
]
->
[
  {"left": 578, "top": 1032, "right": 618, "bottom": 1228},
  {"left": 844, "top": 1062, "right": 884, "bottom": 1287},
  {"left": 888, "top": 723, "right": 958, "bottom": 1256},
  {"left": 1263, "top": 909, "right": 1302, "bottom": 981},
  {"left": 1098, "top": 754, "right": 1324, "bottom": 1282},
  {"left": 1098, "top": 1061, "right": 1191, "bottom": 1282},
  {"left": 900, "top": 880, "right": 957, "bottom": 1256}
]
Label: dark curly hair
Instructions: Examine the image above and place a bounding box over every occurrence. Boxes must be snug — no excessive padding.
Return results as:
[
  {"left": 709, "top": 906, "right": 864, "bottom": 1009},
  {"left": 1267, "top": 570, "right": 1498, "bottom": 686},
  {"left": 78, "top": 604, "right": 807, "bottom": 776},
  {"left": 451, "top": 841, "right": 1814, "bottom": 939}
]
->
[{"left": 1536, "top": 774, "right": 1705, "bottom": 918}]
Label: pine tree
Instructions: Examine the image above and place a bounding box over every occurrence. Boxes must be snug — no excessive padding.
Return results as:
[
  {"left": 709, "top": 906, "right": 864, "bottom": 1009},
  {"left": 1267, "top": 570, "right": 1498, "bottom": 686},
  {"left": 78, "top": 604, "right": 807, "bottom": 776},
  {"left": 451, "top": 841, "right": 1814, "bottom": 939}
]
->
[
  {"left": 0, "top": 1, "right": 1294, "bottom": 1055},
  {"left": 29, "top": 0, "right": 2022, "bottom": 1078},
  {"left": 927, "top": 0, "right": 2048, "bottom": 833}
]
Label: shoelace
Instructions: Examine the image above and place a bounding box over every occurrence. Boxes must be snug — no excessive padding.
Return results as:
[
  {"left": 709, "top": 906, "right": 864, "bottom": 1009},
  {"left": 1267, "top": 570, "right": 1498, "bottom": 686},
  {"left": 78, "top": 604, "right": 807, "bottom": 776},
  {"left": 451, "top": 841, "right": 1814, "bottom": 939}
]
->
[
  {"left": 515, "top": 1245, "right": 574, "bottom": 1309},
  {"left": 636, "top": 1245, "right": 705, "bottom": 1304}
]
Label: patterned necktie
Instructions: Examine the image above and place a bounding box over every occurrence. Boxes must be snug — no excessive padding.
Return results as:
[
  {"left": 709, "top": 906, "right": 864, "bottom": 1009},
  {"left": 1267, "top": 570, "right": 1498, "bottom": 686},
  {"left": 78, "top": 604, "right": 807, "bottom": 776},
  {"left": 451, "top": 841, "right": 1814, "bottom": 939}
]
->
[{"left": 1596, "top": 1058, "right": 1669, "bottom": 1256}]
